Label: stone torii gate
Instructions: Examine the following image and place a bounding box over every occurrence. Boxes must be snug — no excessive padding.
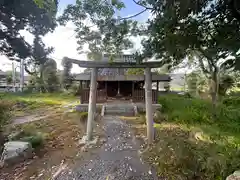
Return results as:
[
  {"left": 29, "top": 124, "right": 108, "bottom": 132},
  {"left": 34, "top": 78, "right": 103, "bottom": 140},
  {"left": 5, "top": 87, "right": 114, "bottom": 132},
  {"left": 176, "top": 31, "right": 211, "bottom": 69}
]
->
[{"left": 63, "top": 57, "right": 164, "bottom": 145}]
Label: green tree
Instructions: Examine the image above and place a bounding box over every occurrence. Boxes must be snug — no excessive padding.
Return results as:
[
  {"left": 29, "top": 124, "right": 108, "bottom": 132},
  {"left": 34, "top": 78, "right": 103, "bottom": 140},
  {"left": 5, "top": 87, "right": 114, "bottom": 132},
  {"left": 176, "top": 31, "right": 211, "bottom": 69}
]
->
[
  {"left": 43, "top": 59, "right": 59, "bottom": 92},
  {"left": 61, "top": 59, "right": 74, "bottom": 90},
  {"left": 5, "top": 71, "right": 20, "bottom": 85},
  {"left": 0, "top": 0, "right": 57, "bottom": 61},
  {"left": 186, "top": 72, "right": 198, "bottom": 96},
  {"left": 218, "top": 74, "right": 235, "bottom": 96},
  {"left": 24, "top": 35, "right": 54, "bottom": 92},
  {"left": 6, "top": 75, "right": 13, "bottom": 85},
  {"left": 58, "top": 0, "right": 143, "bottom": 59},
  {"left": 141, "top": 0, "right": 240, "bottom": 116}
]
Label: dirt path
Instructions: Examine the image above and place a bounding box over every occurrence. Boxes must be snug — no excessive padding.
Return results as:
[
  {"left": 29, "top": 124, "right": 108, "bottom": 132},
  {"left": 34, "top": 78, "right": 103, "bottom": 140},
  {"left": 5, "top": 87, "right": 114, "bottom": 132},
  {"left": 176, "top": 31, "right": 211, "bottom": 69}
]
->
[
  {"left": 12, "top": 101, "right": 79, "bottom": 125},
  {"left": 56, "top": 115, "right": 158, "bottom": 180}
]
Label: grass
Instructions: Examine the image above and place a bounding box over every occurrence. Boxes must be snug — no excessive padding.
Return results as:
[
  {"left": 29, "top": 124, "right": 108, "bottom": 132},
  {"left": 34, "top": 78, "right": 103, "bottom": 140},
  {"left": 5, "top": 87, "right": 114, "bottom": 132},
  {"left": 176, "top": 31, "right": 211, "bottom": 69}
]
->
[
  {"left": 127, "top": 94, "right": 240, "bottom": 180},
  {"left": 0, "top": 92, "right": 78, "bottom": 117},
  {"left": 1, "top": 110, "right": 85, "bottom": 179},
  {"left": 0, "top": 92, "right": 105, "bottom": 180},
  {"left": 0, "top": 92, "right": 83, "bottom": 179},
  {"left": 1, "top": 109, "right": 104, "bottom": 180},
  {"left": 0, "top": 92, "right": 77, "bottom": 107}
]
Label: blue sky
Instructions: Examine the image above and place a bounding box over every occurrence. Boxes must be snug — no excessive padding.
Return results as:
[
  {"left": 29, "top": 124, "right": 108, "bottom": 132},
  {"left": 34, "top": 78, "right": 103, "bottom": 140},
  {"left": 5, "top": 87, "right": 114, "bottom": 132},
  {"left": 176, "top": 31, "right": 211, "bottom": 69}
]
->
[
  {"left": 0, "top": 0, "right": 150, "bottom": 72},
  {"left": 58, "top": 0, "right": 149, "bottom": 21}
]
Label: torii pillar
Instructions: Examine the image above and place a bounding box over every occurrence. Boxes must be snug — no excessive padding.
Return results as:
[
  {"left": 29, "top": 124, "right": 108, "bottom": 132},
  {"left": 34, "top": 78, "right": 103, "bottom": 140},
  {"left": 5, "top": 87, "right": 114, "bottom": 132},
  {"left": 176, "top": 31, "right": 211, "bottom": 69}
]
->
[
  {"left": 145, "top": 67, "right": 154, "bottom": 144},
  {"left": 86, "top": 67, "right": 98, "bottom": 141}
]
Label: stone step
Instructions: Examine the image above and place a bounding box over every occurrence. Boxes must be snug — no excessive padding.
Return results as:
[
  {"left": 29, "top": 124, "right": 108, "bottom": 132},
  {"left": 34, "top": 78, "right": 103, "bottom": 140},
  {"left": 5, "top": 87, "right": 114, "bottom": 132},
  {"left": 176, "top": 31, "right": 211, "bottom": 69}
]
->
[
  {"left": 105, "top": 108, "right": 133, "bottom": 111},
  {"left": 104, "top": 111, "right": 135, "bottom": 116},
  {"left": 104, "top": 105, "right": 135, "bottom": 116}
]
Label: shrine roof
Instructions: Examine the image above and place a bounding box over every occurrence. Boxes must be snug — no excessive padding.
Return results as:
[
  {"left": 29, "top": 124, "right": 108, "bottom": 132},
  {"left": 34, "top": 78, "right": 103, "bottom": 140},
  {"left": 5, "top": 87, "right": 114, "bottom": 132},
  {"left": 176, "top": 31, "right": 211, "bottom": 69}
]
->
[
  {"left": 75, "top": 73, "right": 171, "bottom": 82},
  {"left": 63, "top": 57, "right": 165, "bottom": 68}
]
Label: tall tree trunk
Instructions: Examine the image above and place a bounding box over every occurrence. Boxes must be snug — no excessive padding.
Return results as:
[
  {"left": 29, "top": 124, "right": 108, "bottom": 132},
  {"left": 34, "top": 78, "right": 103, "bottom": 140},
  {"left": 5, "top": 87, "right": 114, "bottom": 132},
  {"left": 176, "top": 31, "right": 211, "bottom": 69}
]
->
[
  {"left": 39, "top": 64, "right": 47, "bottom": 93},
  {"left": 209, "top": 67, "right": 219, "bottom": 118}
]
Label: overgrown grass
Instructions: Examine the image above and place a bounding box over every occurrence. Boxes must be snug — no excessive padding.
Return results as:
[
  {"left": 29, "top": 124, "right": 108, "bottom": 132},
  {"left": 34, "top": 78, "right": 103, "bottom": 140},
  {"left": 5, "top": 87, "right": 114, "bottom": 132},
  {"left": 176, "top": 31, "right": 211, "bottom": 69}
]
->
[
  {"left": 0, "top": 100, "right": 13, "bottom": 127},
  {"left": 144, "top": 124, "right": 240, "bottom": 180},
  {"left": 0, "top": 92, "right": 78, "bottom": 116},
  {"left": 159, "top": 94, "right": 240, "bottom": 135},
  {"left": 8, "top": 127, "right": 46, "bottom": 148},
  {"left": 0, "top": 92, "right": 78, "bottom": 151},
  {"left": 133, "top": 94, "right": 240, "bottom": 180},
  {"left": 0, "top": 92, "right": 77, "bottom": 107}
]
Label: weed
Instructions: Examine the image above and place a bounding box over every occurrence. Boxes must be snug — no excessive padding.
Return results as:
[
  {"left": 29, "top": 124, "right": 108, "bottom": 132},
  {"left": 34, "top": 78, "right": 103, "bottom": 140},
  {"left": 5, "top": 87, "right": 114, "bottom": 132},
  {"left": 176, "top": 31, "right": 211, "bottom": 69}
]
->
[{"left": 134, "top": 94, "right": 240, "bottom": 179}]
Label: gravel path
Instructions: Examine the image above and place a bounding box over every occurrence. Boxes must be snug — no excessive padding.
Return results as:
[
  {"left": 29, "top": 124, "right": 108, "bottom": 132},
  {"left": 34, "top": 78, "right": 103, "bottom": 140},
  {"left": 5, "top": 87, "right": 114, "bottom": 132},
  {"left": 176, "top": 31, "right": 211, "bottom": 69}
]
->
[{"left": 57, "top": 115, "right": 158, "bottom": 180}]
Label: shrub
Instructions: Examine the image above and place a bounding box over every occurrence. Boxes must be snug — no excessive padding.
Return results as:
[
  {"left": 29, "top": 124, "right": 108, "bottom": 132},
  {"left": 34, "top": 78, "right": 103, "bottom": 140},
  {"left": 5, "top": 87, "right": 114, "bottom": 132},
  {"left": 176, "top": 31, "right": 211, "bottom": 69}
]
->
[
  {"left": 159, "top": 95, "right": 213, "bottom": 123},
  {"left": 138, "top": 114, "right": 146, "bottom": 124},
  {"left": 158, "top": 94, "right": 240, "bottom": 132},
  {"left": 144, "top": 95, "right": 240, "bottom": 179},
  {"left": 79, "top": 112, "right": 88, "bottom": 123},
  {"left": 153, "top": 111, "right": 166, "bottom": 124},
  {"left": 21, "top": 132, "right": 45, "bottom": 148},
  {"left": 0, "top": 100, "right": 13, "bottom": 152},
  {"left": 145, "top": 127, "right": 240, "bottom": 180},
  {"left": 222, "top": 96, "right": 240, "bottom": 108},
  {"left": 9, "top": 125, "right": 45, "bottom": 148},
  {"left": 0, "top": 100, "right": 13, "bottom": 128}
]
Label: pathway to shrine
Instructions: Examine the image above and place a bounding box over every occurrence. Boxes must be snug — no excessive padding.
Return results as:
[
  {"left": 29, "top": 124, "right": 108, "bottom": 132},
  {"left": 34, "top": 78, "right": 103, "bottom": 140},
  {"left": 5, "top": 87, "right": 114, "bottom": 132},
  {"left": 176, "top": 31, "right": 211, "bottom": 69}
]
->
[{"left": 57, "top": 108, "right": 158, "bottom": 180}]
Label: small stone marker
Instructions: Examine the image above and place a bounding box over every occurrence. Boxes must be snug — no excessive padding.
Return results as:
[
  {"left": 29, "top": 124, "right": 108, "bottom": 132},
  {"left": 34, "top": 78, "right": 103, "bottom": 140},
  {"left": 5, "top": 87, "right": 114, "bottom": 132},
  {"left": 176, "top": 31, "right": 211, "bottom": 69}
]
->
[
  {"left": 0, "top": 141, "right": 33, "bottom": 167},
  {"left": 226, "top": 170, "right": 240, "bottom": 180}
]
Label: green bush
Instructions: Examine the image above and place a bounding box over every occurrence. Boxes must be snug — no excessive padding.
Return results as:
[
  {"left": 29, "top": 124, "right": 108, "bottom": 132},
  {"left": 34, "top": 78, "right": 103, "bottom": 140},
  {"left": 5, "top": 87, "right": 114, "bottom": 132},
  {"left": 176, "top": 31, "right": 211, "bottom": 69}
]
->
[
  {"left": 79, "top": 112, "right": 88, "bottom": 123},
  {"left": 138, "top": 114, "right": 146, "bottom": 124},
  {"left": 0, "top": 100, "right": 13, "bottom": 127},
  {"left": 21, "top": 132, "right": 44, "bottom": 148},
  {"left": 222, "top": 96, "right": 240, "bottom": 108},
  {"left": 159, "top": 95, "right": 213, "bottom": 123},
  {"left": 149, "top": 95, "right": 240, "bottom": 179},
  {"left": 0, "top": 100, "right": 13, "bottom": 152},
  {"left": 158, "top": 95, "right": 240, "bottom": 132},
  {"left": 146, "top": 128, "right": 240, "bottom": 180},
  {"left": 9, "top": 125, "right": 45, "bottom": 148}
]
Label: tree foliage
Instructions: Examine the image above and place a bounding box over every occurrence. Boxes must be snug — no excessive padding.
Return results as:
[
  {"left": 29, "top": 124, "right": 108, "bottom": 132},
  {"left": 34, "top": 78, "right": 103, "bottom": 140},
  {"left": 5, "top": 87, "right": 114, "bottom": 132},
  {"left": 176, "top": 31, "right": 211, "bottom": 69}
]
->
[
  {"left": 141, "top": 0, "right": 240, "bottom": 70},
  {"left": 42, "top": 59, "right": 59, "bottom": 92},
  {"left": 140, "top": 0, "right": 240, "bottom": 113},
  {"left": 0, "top": 0, "right": 58, "bottom": 61},
  {"left": 59, "top": 0, "right": 140, "bottom": 59},
  {"left": 25, "top": 35, "right": 54, "bottom": 75},
  {"left": 61, "top": 59, "right": 74, "bottom": 90},
  {"left": 27, "top": 58, "right": 59, "bottom": 92}
]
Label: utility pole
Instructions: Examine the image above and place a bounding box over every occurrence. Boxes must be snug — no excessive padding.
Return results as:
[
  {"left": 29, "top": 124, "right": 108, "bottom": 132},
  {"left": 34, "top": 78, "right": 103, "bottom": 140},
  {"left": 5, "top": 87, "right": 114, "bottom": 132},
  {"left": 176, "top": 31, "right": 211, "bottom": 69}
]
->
[
  {"left": 12, "top": 62, "right": 16, "bottom": 92},
  {"left": 20, "top": 59, "right": 24, "bottom": 92}
]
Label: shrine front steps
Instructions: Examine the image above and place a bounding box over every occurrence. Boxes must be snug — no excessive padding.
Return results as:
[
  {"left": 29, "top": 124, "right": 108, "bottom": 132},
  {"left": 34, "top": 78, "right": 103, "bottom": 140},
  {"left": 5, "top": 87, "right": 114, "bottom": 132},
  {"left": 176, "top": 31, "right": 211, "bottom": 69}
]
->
[
  {"left": 104, "top": 104, "right": 135, "bottom": 117},
  {"left": 75, "top": 103, "right": 162, "bottom": 117}
]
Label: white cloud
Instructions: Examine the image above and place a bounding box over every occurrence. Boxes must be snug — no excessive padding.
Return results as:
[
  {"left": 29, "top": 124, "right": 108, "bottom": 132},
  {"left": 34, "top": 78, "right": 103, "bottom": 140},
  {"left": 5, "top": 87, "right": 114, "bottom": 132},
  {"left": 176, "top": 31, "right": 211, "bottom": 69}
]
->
[
  {"left": 1, "top": 21, "right": 147, "bottom": 74},
  {"left": 43, "top": 22, "right": 87, "bottom": 73},
  {"left": 0, "top": 56, "right": 13, "bottom": 71}
]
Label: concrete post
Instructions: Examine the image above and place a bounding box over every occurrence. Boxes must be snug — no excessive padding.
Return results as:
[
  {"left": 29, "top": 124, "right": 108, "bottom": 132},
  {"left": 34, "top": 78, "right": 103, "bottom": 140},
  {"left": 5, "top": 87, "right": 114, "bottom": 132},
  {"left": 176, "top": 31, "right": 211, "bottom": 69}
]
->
[
  {"left": 12, "top": 62, "right": 16, "bottom": 92},
  {"left": 86, "top": 68, "right": 98, "bottom": 141},
  {"left": 156, "top": 81, "right": 159, "bottom": 102},
  {"left": 144, "top": 68, "right": 154, "bottom": 144},
  {"left": 20, "top": 59, "right": 24, "bottom": 92}
]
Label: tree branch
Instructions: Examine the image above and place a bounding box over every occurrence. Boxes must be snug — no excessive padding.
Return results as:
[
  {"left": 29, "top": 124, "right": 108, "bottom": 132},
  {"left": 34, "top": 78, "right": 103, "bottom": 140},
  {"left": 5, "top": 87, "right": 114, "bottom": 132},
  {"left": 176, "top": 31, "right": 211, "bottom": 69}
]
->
[
  {"left": 132, "top": 0, "right": 153, "bottom": 10},
  {"left": 24, "top": 65, "right": 36, "bottom": 75},
  {"left": 118, "top": 9, "right": 148, "bottom": 21},
  {"left": 198, "top": 57, "right": 210, "bottom": 75},
  {"left": 198, "top": 47, "right": 217, "bottom": 69}
]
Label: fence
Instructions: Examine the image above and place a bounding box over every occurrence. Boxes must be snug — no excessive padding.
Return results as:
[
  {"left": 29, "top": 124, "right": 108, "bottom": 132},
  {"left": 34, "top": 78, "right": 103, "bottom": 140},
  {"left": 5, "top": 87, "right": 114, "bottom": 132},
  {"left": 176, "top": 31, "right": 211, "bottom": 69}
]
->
[
  {"left": 80, "top": 88, "right": 159, "bottom": 103},
  {"left": 132, "top": 89, "right": 158, "bottom": 103},
  {"left": 80, "top": 89, "right": 107, "bottom": 104}
]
